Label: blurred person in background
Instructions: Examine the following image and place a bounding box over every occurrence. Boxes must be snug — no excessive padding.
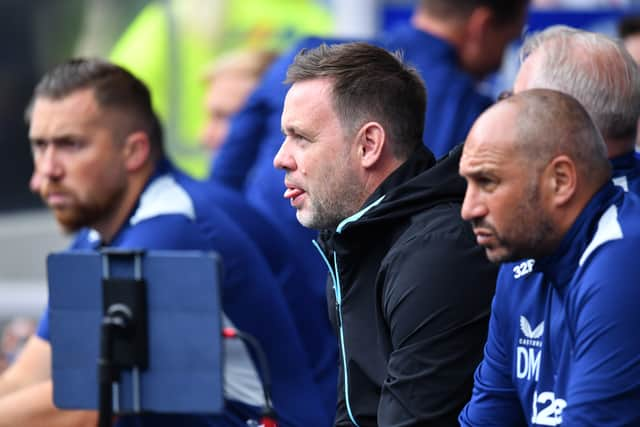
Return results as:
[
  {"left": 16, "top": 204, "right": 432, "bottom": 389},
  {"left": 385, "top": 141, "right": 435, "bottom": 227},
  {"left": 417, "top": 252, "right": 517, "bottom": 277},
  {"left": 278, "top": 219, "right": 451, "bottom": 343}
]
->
[
  {"left": 201, "top": 49, "right": 277, "bottom": 164},
  {"left": 514, "top": 25, "right": 640, "bottom": 193}
]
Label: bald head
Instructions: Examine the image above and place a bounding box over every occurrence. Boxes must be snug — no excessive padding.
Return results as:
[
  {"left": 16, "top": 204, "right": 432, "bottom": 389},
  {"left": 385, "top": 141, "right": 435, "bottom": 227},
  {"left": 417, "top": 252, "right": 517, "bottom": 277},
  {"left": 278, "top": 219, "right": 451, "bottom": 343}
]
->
[
  {"left": 481, "top": 89, "right": 610, "bottom": 181},
  {"left": 460, "top": 89, "right": 611, "bottom": 262},
  {"left": 514, "top": 26, "right": 640, "bottom": 157}
]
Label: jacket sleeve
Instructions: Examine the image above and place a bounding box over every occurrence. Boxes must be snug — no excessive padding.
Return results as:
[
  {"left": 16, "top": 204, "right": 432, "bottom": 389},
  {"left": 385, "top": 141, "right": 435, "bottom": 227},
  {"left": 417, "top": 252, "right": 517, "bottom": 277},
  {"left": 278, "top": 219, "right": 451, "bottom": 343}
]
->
[
  {"left": 208, "top": 79, "right": 271, "bottom": 190},
  {"left": 459, "top": 268, "right": 526, "bottom": 426},
  {"left": 561, "top": 240, "right": 640, "bottom": 426},
  {"left": 377, "top": 227, "right": 497, "bottom": 426}
]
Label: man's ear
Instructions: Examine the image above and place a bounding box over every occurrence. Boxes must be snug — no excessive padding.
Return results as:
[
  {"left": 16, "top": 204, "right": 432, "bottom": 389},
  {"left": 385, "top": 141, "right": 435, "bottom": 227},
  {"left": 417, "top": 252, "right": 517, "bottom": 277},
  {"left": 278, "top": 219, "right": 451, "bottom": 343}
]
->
[
  {"left": 123, "top": 131, "right": 151, "bottom": 172},
  {"left": 465, "top": 6, "right": 493, "bottom": 44},
  {"left": 356, "top": 122, "right": 386, "bottom": 169},
  {"left": 545, "top": 155, "right": 577, "bottom": 207}
]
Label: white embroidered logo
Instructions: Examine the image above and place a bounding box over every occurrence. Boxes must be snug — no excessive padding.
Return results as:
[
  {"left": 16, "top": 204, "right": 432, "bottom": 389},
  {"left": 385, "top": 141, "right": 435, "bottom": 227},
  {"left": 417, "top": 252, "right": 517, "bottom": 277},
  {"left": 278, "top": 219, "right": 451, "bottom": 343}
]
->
[
  {"left": 531, "top": 391, "right": 567, "bottom": 426},
  {"left": 517, "top": 316, "right": 544, "bottom": 382},
  {"left": 520, "top": 316, "right": 544, "bottom": 339},
  {"left": 513, "top": 259, "right": 535, "bottom": 279}
]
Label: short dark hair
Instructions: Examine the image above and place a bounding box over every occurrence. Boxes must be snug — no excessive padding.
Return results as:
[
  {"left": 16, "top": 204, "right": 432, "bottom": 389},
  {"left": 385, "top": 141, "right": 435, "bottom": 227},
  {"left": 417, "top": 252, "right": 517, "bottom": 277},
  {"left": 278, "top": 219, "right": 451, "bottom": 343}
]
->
[
  {"left": 418, "top": 0, "right": 530, "bottom": 25},
  {"left": 286, "top": 42, "right": 426, "bottom": 160},
  {"left": 618, "top": 15, "right": 640, "bottom": 39},
  {"left": 25, "top": 58, "right": 164, "bottom": 159}
]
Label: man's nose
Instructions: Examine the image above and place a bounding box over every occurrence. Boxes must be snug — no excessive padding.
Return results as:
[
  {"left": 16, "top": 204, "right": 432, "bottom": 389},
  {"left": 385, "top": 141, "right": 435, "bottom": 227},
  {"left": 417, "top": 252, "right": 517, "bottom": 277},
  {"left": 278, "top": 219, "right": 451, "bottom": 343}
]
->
[
  {"left": 38, "top": 146, "right": 64, "bottom": 180},
  {"left": 29, "top": 171, "right": 42, "bottom": 193},
  {"left": 460, "top": 187, "right": 486, "bottom": 221},
  {"left": 273, "top": 139, "right": 295, "bottom": 171}
]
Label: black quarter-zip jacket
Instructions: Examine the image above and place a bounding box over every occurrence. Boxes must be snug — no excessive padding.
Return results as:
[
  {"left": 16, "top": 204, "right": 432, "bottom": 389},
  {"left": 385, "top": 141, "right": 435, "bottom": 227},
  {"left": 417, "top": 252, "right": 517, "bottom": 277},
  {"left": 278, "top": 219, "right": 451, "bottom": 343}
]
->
[{"left": 316, "top": 144, "right": 498, "bottom": 426}]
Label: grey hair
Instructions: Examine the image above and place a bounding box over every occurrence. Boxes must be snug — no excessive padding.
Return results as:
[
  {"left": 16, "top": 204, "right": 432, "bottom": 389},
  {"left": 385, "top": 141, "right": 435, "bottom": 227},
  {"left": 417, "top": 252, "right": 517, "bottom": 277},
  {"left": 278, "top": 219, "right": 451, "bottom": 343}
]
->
[{"left": 520, "top": 25, "right": 640, "bottom": 143}]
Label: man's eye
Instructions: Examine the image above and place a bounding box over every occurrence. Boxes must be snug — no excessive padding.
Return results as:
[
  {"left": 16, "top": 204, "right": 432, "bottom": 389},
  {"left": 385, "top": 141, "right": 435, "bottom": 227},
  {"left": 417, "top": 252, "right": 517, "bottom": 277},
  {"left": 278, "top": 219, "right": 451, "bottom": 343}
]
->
[
  {"left": 31, "top": 140, "right": 47, "bottom": 151},
  {"left": 289, "top": 133, "right": 306, "bottom": 143},
  {"left": 476, "top": 177, "right": 497, "bottom": 189},
  {"left": 59, "top": 139, "right": 84, "bottom": 150}
]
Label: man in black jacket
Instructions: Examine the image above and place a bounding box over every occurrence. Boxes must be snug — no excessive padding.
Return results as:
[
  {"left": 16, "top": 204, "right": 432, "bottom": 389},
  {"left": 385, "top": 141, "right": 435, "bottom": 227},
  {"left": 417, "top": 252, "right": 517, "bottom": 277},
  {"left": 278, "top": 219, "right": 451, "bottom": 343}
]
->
[{"left": 273, "top": 42, "right": 497, "bottom": 426}]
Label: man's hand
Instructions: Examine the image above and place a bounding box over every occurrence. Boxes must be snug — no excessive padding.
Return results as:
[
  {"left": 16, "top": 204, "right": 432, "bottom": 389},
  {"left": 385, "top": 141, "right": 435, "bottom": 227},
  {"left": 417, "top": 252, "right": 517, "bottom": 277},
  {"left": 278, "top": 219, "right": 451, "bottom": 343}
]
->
[
  {"left": 0, "top": 335, "right": 51, "bottom": 397},
  {"left": 0, "top": 380, "right": 97, "bottom": 427}
]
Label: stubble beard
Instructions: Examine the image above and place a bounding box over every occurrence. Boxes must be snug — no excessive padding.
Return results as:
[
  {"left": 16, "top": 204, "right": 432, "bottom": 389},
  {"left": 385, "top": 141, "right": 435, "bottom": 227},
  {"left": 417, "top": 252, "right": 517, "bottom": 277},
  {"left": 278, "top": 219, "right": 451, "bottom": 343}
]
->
[
  {"left": 488, "top": 182, "right": 556, "bottom": 263},
  {"left": 43, "top": 183, "right": 127, "bottom": 235},
  {"left": 300, "top": 166, "right": 366, "bottom": 231}
]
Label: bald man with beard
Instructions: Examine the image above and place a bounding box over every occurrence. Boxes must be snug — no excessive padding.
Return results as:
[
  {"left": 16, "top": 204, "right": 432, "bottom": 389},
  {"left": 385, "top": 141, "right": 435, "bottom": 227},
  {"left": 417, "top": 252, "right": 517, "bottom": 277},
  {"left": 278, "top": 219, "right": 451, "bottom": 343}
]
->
[{"left": 459, "top": 89, "right": 640, "bottom": 426}]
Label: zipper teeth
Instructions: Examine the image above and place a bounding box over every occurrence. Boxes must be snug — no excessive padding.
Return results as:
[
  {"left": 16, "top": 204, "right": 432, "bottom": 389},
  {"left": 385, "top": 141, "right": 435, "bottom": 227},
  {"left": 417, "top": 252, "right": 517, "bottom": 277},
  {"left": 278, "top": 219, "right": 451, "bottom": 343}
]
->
[
  {"left": 312, "top": 240, "right": 337, "bottom": 286},
  {"left": 332, "top": 251, "right": 360, "bottom": 427},
  {"left": 312, "top": 240, "right": 360, "bottom": 426}
]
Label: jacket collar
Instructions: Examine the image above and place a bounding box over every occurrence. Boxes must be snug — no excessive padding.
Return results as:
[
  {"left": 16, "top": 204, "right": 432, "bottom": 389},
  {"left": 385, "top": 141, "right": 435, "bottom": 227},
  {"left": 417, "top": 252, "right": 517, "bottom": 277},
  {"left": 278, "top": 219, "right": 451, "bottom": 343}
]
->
[
  {"left": 85, "top": 158, "right": 172, "bottom": 247},
  {"left": 611, "top": 150, "right": 640, "bottom": 175},
  {"left": 363, "top": 145, "right": 436, "bottom": 207},
  {"left": 533, "top": 182, "right": 623, "bottom": 289},
  {"left": 318, "top": 146, "right": 435, "bottom": 247}
]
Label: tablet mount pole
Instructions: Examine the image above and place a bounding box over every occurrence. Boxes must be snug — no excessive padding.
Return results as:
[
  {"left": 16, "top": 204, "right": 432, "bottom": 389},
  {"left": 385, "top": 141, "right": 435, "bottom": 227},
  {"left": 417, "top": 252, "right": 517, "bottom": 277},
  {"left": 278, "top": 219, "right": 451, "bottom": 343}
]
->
[
  {"left": 98, "top": 250, "right": 149, "bottom": 427},
  {"left": 222, "top": 327, "right": 278, "bottom": 427}
]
